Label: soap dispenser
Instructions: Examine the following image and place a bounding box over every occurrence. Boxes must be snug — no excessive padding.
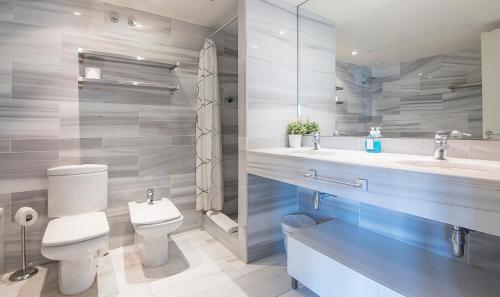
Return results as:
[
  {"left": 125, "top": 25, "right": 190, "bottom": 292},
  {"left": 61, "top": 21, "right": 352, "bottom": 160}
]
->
[{"left": 365, "top": 127, "right": 381, "bottom": 153}]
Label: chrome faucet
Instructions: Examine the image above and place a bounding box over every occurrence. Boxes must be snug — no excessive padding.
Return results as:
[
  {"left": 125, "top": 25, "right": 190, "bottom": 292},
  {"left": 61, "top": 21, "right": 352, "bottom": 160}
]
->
[
  {"left": 434, "top": 131, "right": 448, "bottom": 160},
  {"left": 312, "top": 132, "right": 321, "bottom": 150},
  {"left": 146, "top": 188, "right": 154, "bottom": 205}
]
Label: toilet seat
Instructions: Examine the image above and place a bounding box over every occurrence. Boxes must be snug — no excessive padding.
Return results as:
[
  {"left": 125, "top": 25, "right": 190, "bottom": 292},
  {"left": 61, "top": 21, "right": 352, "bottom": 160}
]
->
[
  {"left": 42, "top": 211, "right": 109, "bottom": 246},
  {"left": 129, "top": 198, "right": 181, "bottom": 226}
]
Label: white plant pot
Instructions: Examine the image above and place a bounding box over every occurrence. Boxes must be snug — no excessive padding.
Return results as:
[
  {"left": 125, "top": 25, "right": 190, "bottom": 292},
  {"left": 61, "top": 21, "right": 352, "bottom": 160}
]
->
[{"left": 288, "top": 135, "right": 302, "bottom": 149}]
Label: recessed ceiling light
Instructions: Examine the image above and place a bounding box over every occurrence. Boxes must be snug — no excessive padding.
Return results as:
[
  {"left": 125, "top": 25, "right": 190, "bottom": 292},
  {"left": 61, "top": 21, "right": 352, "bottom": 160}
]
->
[
  {"left": 73, "top": 11, "right": 81, "bottom": 16},
  {"left": 427, "top": 75, "right": 432, "bottom": 79},
  {"left": 351, "top": 51, "right": 358, "bottom": 56},
  {"left": 279, "top": 30, "right": 286, "bottom": 35},
  {"left": 417, "top": 73, "right": 423, "bottom": 76},
  {"left": 252, "top": 44, "right": 259, "bottom": 49}
]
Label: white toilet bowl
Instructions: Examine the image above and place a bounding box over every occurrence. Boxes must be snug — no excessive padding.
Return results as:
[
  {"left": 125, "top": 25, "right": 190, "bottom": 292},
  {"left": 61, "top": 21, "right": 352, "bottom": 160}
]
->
[
  {"left": 129, "top": 198, "right": 183, "bottom": 267},
  {"left": 41, "top": 212, "right": 109, "bottom": 295}
]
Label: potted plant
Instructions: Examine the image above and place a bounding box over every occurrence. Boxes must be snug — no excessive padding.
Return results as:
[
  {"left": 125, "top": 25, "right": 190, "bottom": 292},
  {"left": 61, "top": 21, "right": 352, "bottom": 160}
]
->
[
  {"left": 304, "top": 120, "right": 320, "bottom": 135},
  {"left": 287, "top": 120, "right": 307, "bottom": 148}
]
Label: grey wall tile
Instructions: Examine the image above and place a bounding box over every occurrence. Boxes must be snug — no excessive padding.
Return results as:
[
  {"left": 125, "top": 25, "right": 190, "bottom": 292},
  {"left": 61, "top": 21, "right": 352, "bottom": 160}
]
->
[
  {"left": 170, "top": 173, "right": 199, "bottom": 232},
  {"left": 0, "top": 193, "right": 9, "bottom": 273},
  {"left": 247, "top": 174, "right": 297, "bottom": 261},
  {"left": 60, "top": 101, "right": 140, "bottom": 138},
  {"left": 12, "top": 63, "right": 78, "bottom": 102},
  {"left": 469, "top": 230, "right": 500, "bottom": 275},
  {"left": 11, "top": 138, "right": 102, "bottom": 152},
  {"left": 0, "top": 139, "right": 10, "bottom": 152},
  {"left": 298, "top": 187, "right": 359, "bottom": 226},
  {"left": 14, "top": 0, "right": 103, "bottom": 34},
  {"left": 0, "top": 151, "right": 59, "bottom": 179},
  {"left": 359, "top": 203, "right": 467, "bottom": 262},
  {"left": 0, "top": 58, "right": 11, "bottom": 98},
  {"left": 0, "top": 21, "right": 61, "bottom": 64},
  {"left": 0, "top": 99, "right": 59, "bottom": 139},
  {"left": 470, "top": 141, "right": 500, "bottom": 161},
  {"left": 139, "top": 145, "right": 194, "bottom": 177},
  {"left": 60, "top": 149, "right": 139, "bottom": 179},
  {"left": 303, "top": 135, "right": 361, "bottom": 151},
  {"left": 139, "top": 121, "right": 194, "bottom": 137},
  {"left": 102, "top": 136, "right": 172, "bottom": 150},
  {"left": 0, "top": 0, "right": 13, "bottom": 21}
]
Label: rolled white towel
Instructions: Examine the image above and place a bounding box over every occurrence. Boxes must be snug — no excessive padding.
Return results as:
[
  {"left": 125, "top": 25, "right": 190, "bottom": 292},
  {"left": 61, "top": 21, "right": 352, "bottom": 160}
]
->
[{"left": 206, "top": 210, "right": 238, "bottom": 233}]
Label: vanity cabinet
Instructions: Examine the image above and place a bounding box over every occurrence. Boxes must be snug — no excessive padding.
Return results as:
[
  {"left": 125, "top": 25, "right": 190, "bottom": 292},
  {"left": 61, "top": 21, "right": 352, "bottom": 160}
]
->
[
  {"left": 287, "top": 220, "right": 500, "bottom": 297},
  {"left": 288, "top": 237, "right": 380, "bottom": 297}
]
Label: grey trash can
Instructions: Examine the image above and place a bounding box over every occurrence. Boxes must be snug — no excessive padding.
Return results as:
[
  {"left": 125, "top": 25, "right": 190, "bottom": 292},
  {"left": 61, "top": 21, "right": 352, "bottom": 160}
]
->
[{"left": 281, "top": 214, "right": 316, "bottom": 253}]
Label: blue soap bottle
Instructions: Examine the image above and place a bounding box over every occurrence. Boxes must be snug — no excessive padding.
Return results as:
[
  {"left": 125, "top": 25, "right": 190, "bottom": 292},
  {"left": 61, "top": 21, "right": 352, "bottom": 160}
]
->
[{"left": 365, "top": 127, "right": 382, "bottom": 153}]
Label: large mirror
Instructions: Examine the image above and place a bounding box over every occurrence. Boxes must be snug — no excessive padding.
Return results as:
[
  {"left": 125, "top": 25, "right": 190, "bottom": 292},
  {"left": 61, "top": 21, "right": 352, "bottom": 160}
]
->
[{"left": 298, "top": 0, "right": 500, "bottom": 140}]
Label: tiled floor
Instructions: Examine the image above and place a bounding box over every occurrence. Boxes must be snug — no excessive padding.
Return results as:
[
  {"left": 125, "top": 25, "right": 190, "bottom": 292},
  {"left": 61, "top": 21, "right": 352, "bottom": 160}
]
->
[{"left": 0, "top": 229, "right": 317, "bottom": 297}]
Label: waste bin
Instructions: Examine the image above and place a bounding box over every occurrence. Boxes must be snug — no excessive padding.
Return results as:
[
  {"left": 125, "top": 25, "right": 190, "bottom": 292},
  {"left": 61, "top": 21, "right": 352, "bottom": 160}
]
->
[{"left": 281, "top": 214, "right": 316, "bottom": 253}]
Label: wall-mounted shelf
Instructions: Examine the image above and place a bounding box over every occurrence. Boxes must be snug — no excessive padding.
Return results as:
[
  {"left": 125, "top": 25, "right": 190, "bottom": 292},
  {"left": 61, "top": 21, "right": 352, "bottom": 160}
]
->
[
  {"left": 78, "top": 76, "right": 179, "bottom": 93},
  {"left": 78, "top": 48, "right": 180, "bottom": 70}
]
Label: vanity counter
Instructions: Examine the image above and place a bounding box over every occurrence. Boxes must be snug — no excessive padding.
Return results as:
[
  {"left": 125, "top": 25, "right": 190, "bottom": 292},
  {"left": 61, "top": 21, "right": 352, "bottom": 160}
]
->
[
  {"left": 247, "top": 148, "right": 500, "bottom": 236},
  {"left": 249, "top": 147, "right": 500, "bottom": 181}
]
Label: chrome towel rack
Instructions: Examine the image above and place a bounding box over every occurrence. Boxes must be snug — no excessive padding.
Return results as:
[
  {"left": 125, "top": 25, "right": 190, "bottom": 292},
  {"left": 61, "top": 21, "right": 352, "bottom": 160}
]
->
[
  {"left": 78, "top": 48, "right": 180, "bottom": 70},
  {"left": 77, "top": 48, "right": 181, "bottom": 93},
  {"left": 302, "top": 170, "right": 368, "bottom": 191}
]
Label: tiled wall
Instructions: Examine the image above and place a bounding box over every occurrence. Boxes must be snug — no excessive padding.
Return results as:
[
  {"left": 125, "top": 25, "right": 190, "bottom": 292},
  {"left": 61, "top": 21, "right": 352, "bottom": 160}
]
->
[
  {"left": 297, "top": 7, "right": 336, "bottom": 136},
  {"left": 335, "top": 48, "right": 482, "bottom": 137},
  {"left": 302, "top": 134, "right": 500, "bottom": 161},
  {"left": 0, "top": 0, "right": 213, "bottom": 273},
  {"left": 240, "top": 0, "right": 298, "bottom": 262},
  {"left": 215, "top": 27, "right": 239, "bottom": 216}
]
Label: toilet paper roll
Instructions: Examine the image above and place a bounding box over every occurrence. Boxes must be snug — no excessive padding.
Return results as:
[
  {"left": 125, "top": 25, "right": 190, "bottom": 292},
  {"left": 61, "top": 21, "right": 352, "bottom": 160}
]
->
[{"left": 14, "top": 207, "right": 38, "bottom": 227}]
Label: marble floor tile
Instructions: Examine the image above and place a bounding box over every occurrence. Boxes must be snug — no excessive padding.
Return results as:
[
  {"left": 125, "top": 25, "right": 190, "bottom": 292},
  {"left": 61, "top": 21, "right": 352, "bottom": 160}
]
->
[
  {"left": 204, "top": 265, "right": 291, "bottom": 297},
  {"left": 1, "top": 230, "right": 300, "bottom": 297}
]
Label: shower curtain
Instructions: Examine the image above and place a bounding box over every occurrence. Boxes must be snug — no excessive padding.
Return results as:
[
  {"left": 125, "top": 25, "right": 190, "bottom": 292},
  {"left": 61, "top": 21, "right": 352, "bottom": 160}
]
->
[{"left": 195, "top": 39, "right": 224, "bottom": 211}]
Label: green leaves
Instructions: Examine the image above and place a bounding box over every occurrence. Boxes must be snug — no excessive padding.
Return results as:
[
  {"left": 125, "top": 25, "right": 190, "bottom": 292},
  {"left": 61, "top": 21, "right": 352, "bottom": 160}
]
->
[
  {"left": 287, "top": 119, "right": 320, "bottom": 135},
  {"left": 304, "top": 120, "right": 320, "bottom": 134}
]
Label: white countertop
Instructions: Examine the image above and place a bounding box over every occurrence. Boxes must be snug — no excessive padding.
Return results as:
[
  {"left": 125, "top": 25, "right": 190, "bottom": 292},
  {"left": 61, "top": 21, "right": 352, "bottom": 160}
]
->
[{"left": 248, "top": 147, "right": 500, "bottom": 181}]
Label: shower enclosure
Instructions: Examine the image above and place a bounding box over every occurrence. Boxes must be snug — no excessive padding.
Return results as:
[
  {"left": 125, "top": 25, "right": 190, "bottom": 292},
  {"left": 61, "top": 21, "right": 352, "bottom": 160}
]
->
[{"left": 199, "top": 17, "right": 239, "bottom": 255}]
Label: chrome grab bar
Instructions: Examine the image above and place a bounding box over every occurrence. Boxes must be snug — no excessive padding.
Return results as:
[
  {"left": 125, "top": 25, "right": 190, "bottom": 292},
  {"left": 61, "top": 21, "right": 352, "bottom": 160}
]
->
[{"left": 302, "top": 170, "right": 368, "bottom": 191}]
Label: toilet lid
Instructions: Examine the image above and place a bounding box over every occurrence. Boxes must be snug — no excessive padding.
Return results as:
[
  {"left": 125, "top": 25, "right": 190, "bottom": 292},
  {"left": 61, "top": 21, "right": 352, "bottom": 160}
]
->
[
  {"left": 128, "top": 198, "right": 181, "bottom": 226},
  {"left": 42, "top": 212, "right": 109, "bottom": 246}
]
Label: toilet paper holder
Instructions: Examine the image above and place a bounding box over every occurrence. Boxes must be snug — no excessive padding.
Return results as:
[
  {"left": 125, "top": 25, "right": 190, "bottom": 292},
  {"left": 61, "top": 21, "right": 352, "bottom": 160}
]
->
[{"left": 9, "top": 207, "right": 39, "bottom": 282}]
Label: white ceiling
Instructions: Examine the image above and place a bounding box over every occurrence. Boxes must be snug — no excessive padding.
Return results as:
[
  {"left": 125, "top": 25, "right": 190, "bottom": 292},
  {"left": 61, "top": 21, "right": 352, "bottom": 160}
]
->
[
  {"left": 296, "top": 0, "right": 500, "bottom": 67},
  {"left": 102, "top": 0, "right": 237, "bottom": 29}
]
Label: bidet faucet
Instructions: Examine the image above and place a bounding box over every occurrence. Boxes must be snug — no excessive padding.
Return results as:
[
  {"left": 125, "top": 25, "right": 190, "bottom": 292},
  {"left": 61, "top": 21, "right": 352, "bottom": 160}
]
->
[
  {"left": 434, "top": 131, "right": 448, "bottom": 160},
  {"left": 312, "top": 132, "right": 320, "bottom": 150},
  {"left": 146, "top": 188, "right": 154, "bottom": 205}
]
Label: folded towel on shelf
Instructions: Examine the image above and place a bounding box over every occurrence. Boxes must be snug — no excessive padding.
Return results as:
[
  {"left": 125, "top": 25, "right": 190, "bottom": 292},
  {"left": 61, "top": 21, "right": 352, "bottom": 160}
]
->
[{"left": 206, "top": 210, "right": 239, "bottom": 233}]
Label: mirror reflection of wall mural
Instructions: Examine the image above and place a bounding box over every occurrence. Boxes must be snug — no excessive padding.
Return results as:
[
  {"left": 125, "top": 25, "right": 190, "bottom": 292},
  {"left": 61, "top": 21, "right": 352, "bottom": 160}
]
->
[{"left": 298, "top": 0, "right": 500, "bottom": 139}]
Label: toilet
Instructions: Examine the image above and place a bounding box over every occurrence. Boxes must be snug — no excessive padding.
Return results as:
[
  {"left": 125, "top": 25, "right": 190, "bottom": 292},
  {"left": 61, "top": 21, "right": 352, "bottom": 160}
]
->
[
  {"left": 41, "top": 164, "right": 109, "bottom": 295},
  {"left": 128, "top": 198, "right": 183, "bottom": 267}
]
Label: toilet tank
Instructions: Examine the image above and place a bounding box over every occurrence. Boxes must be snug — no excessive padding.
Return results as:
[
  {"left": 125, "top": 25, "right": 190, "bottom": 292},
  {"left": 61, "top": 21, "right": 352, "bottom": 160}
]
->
[{"left": 47, "top": 164, "right": 108, "bottom": 218}]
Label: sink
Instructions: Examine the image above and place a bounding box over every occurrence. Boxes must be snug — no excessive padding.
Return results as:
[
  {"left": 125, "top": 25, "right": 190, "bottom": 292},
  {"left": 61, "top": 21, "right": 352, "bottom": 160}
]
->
[{"left": 396, "top": 159, "right": 500, "bottom": 174}]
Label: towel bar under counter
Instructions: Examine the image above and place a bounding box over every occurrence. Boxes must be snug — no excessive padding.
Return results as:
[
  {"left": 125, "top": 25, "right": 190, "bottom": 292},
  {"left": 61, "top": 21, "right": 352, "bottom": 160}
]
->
[{"left": 302, "top": 170, "right": 368, "bottom": 191}]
